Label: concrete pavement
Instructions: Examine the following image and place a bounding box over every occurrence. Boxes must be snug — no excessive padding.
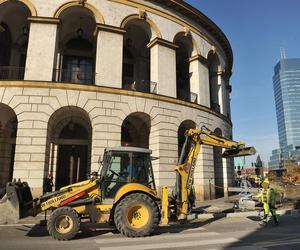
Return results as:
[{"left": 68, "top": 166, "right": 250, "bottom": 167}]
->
[{"left": 0, "top": 215, "right": 299, "bottom": 250}]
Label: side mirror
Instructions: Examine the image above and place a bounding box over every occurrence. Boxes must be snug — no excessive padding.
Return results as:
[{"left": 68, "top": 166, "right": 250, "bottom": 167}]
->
[{"left": 151, "top": 156, "right": 159, "bottom": 161}]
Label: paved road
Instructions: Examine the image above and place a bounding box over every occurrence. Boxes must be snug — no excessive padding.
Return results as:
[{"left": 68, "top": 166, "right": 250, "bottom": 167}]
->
[{"left": 0, "top": 215, "right": 299, "bottom": 250}]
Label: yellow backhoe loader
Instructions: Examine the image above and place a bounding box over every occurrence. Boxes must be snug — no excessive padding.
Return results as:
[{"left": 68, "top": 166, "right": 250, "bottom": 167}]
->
[{"left": 0, "top": 126, "right": 255, "bottom": 240}]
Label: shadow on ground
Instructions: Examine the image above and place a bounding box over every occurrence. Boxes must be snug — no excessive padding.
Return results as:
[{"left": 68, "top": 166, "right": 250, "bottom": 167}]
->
[
  {"left": 21, "top": 223, "right": 119, "bottom": 240},
  {"left": 225, "top": 209, "right": 300, "bottom": 249}
]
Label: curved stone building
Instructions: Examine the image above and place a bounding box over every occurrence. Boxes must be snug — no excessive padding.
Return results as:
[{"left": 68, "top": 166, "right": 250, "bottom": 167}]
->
[{"left": 0, "top": 0, "right": 233, "bottom": 199}]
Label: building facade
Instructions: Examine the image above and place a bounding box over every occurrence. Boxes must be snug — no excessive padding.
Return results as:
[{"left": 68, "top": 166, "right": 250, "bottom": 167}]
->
[
  {"left": 0, "top": 0, "right": 233, "bottom": 200},
  {"left": 274, "top": 58, "right": 300, "bottom": 150},
  {"left": 269, "top": 58, "right": 300, "bottom": 170}
]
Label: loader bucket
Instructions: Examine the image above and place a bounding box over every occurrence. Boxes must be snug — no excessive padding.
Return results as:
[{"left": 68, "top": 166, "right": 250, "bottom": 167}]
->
[
  {"left": 0, "top": 181, "right": 34, "bottom": 224},
  {"left": 222, "top": 146, "right": 256, "bottom": 158}
]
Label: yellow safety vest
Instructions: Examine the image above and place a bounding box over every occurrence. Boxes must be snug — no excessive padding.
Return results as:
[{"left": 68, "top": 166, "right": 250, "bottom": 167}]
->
[{"left": 260, "top": 188, "right": 276, "bottom": 206}]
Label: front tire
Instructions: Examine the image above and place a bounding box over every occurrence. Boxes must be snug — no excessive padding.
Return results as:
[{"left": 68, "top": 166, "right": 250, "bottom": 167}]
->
[
  {"left": 114, "top": 193, "right": 159, "bottom": 237},
  {"left": 47, "top": 207, "right": 80, "bottom": 240}
]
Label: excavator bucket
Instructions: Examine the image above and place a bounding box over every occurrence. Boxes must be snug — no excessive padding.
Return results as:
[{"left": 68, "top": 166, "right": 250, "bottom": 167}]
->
[
  {"left": 222, "top": 146, "right": 256, "bottom": 158},
  {"left": 0, "top": 181, "right": 34, "bottom": 224}
]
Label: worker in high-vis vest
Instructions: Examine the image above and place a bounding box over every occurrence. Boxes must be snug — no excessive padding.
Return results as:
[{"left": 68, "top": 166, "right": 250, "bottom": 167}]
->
[{"left": 257, "top": 178, "right": 279, "bottom": 225}]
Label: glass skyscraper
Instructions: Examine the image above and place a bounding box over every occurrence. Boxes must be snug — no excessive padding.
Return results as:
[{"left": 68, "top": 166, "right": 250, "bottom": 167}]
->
[
  {"left": 269, "top": 58, "right": 300, "bottom": 170},
  {"left": 274, "top": 58, "right": 300, "bottom": 149}
]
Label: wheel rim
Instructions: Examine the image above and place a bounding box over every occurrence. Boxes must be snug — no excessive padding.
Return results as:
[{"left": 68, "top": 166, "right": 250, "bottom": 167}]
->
[
  {"left": 126, "top": 204, "right": 150, "bottom": 229},
  {"left": 54, "top": 215, "right": 74, "bottom": 234}
]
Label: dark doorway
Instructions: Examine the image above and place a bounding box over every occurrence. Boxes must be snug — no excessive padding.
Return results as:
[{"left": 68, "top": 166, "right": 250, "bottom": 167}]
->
[
  {"left": 0, "top": 1, "right": 31, "bottom": 80},
  {"left": 8, "top": 143, "right": 16, "bottom": 182},
  {"left": 208, "top": 51, "right": 220, "bottom": 112},
  {"left": 47, "top": 107, "right": 92, "bottom": 191},
  {"left": 122, "top": 20, "right": 151, "bottom": 92},
  {"left": 56, "top": 145, "right": 88, "bottom": 189},
  {"left": 55, "top": 121, "right": 90, "bottom": 189},
  {"left": 0, "top": 23, "right": 11, "bottom": 67},
  {"left": 174, "top": 34, "right": 193, "bottom": 102},
  {"left": 178, "top": 120, "right": 196, "bottom": 162},
  {"left": 55, "top": 7, "right": 96, "bottom": 85},
  {"left": 61, "top": 38, "right": 95, "bottom": 84},
  {"left": 121, "top": 112, "right": 151, "bottom": 148},
  {"left": 0, "top": 105, "right": 18, "bottom": 196}
]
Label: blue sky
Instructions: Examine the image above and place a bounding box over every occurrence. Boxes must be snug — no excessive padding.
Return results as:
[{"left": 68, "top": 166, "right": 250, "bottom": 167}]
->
[{"left": 186, "top": 0, "right": 300, "bottom": 166}]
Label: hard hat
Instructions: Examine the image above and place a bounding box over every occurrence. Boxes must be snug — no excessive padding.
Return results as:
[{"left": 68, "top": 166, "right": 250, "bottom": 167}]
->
[{"left": 262, "top": 178, "right": 269, "bottom": 188}]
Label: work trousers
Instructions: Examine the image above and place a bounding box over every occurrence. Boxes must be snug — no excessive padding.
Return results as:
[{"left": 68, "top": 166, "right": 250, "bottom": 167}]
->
[{"left": 263, "top": 203, "right": 279, "bottom": 224}]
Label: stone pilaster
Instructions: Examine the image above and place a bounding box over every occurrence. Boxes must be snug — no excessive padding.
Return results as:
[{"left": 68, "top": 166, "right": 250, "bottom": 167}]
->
[
  {"left": 24, "top": 17, "right": 59, "bottom": 81},
  {"left": 148, "top": 38, "right": 177, "bottom": 98},
  {"left": 189, "top": 55, "right": 210, "bottom": 107},
  {"left": 95, "top": 24, "right": 125, "bottom": 88},
  {"left": 149, "top": 119, "right": 178, "bottom": 190},
  {"left": 14, "top": 120, "right": 48, "bottom": 197}
]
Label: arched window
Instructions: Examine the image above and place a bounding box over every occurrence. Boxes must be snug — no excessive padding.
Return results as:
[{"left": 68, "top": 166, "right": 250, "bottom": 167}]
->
[
  {"left": 0, "top": 104, "right": 18, "bottom": 197},
  {"left": 178, "top": 120, "right": 196, "bottom": 162},
  {"left": 122, "top": 20, "right": 151, "bottom": 93},
  {"left": 121, "top": 112, "right": 151, "bottom": 148},
  {"left": 0, "top": 23, "right": 11, "bottom": 67},
  {"left": 54, "top": 7, "right": 96, "bottom": 85},
  {"left": 0, "top": 1, "right": 31, "bottom": 79},
  {"left": 174, "top": 34, "right": 193, "bottom": 102},
  {"left": 207, "top": 51, "right": 221, "bottom": 112}
]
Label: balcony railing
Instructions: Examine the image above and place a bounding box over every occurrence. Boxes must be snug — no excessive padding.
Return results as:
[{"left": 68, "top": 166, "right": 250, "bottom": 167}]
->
[
  {"left": 211, "top": 102, "right": 221, "bottom": 113},
  {"left": 190, "top": 92, "right": 198, "bottom": 103},
  {"left": 0, "top": 66, "right": 25, "bottom": 80},
  {"left": 123, "top": 78, "right": 158, "bottom": 94},
  {"left": 53, "top": 69, "right": 95, "bottom": 85}
]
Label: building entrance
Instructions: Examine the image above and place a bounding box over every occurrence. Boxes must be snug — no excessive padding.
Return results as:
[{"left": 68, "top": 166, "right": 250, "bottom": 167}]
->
[
  {"left": 56, "top": 144, "right": 88, "bottom": 190},
  {"left": 46, "top": 106, "right": 92, "bottom": 191}
]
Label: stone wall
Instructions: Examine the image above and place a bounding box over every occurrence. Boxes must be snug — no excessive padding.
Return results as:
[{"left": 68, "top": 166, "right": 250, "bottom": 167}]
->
[{"left": 0, "top": 82, "right": 232, "bottom": 199}]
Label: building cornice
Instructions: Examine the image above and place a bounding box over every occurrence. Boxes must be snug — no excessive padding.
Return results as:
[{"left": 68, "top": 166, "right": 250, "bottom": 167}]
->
[
  {"left": 28, "top": 16, "right": 60, "bottom": 24},
  {"left": 0, "top": 81, "right": 232, "bottom": 126},
  {"left": 152, "top": 0, "right": 233, "bottom": 71},
  {"left": 147, "top": 38, "right": 178, "bottom": 50},
  {"left": 189, "top": 54, "right": 208, "bottom": 66},
  {"left": 95, "top": 23, "right": 126, "bottom": 35}
]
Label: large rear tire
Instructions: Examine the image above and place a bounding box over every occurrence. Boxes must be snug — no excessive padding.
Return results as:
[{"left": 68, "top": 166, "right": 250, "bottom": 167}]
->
[
  {"left": 47, "top": 207, "right": 80, "bottom": 240},
  {"left": 114, "top": 193, "right": 159, "bottom": 237}
]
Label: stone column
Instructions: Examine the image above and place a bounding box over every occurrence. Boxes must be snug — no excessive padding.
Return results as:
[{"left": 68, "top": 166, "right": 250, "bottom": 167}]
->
[
  {"left": 95, "top": 24, "right": 125, "bottom": 88},
  {"left": 194, "top": 145, "right": 215, "bottom": 200},
  {"left": 24, "top": 17, "right": 59, "bottom": 81},
  {"left": 222, "top": 151, "right": 229, "bottom": 198},
  {"left": 148, "top": 38, "right": 177, "bottom": 98},
  {"left": 189, "top": 55, "right": 210, "bottom": 107}
]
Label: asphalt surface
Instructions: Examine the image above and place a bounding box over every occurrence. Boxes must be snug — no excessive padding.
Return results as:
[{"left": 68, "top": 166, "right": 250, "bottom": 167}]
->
[{"left": 0, "top": 214, "right": 299, "bottom": 250}]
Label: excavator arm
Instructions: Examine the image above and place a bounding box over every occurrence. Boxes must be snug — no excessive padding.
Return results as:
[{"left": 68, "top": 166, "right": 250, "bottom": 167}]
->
[{"left": 166, "top": 126, "right": 256, "bottom": 222}]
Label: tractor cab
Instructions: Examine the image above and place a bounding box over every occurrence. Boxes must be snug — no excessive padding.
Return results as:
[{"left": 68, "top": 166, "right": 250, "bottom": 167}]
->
[{"left": 100, "top": 147, "right": 156, "bottom": 199}]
